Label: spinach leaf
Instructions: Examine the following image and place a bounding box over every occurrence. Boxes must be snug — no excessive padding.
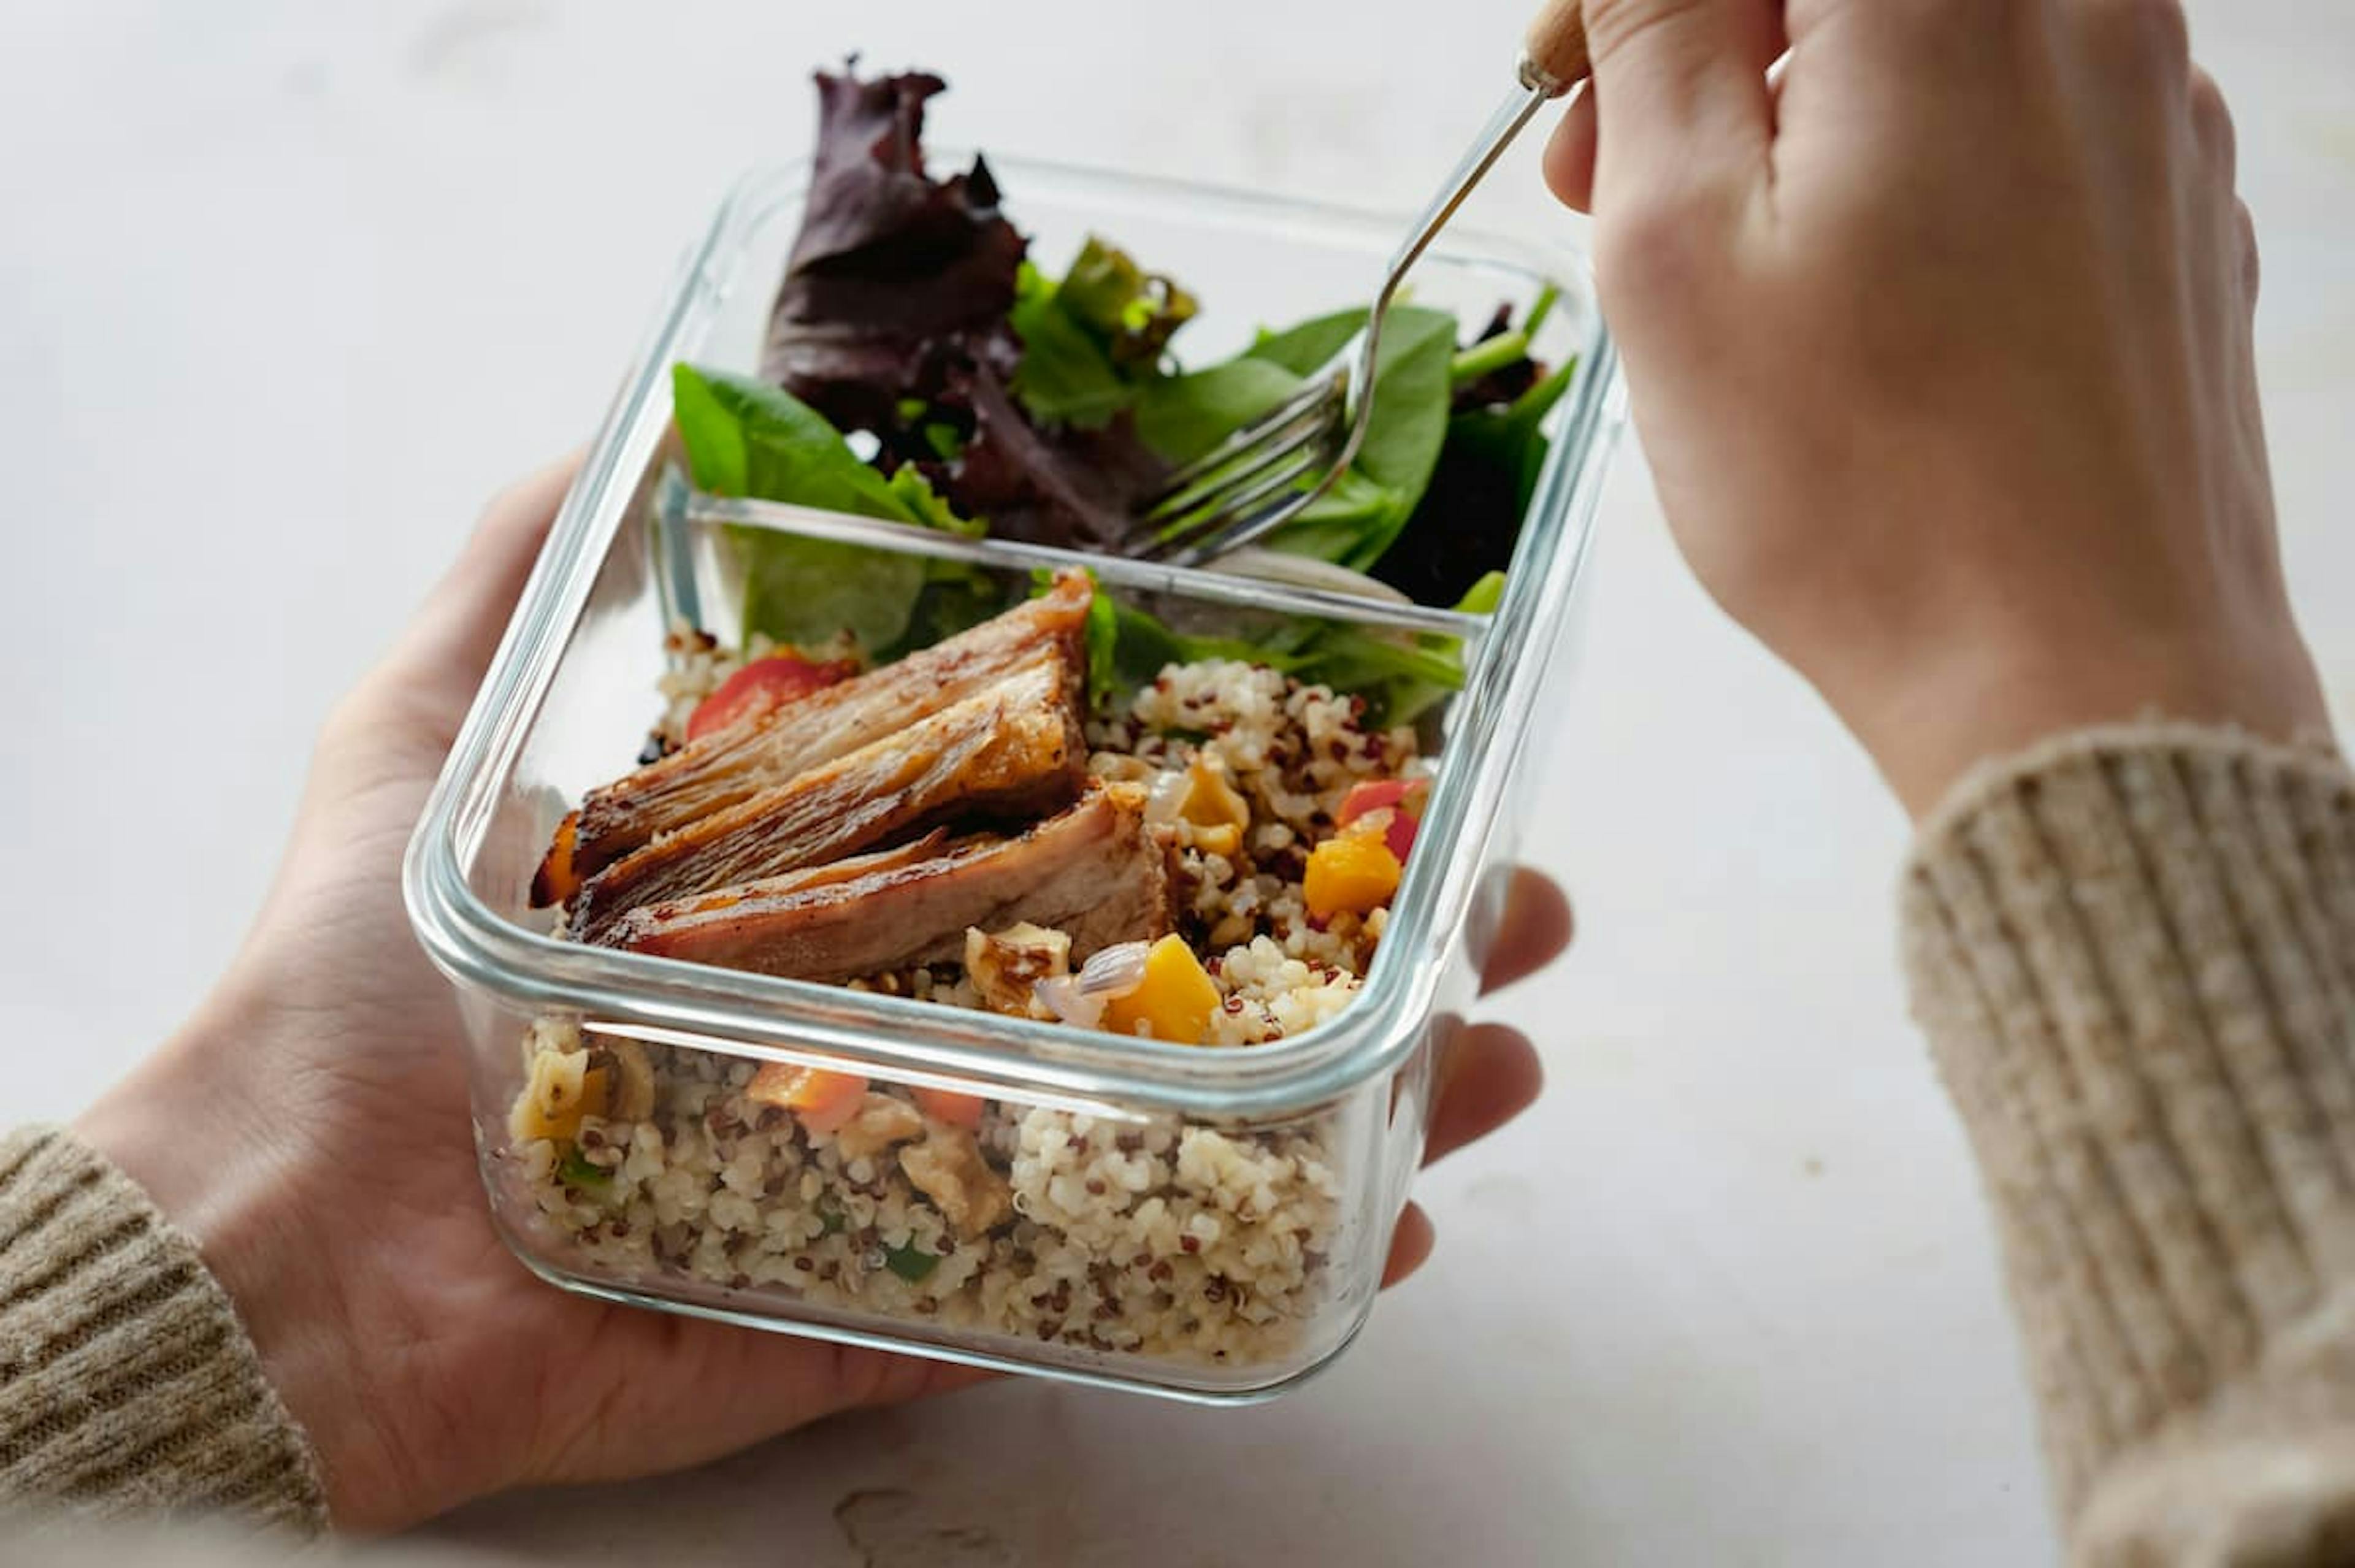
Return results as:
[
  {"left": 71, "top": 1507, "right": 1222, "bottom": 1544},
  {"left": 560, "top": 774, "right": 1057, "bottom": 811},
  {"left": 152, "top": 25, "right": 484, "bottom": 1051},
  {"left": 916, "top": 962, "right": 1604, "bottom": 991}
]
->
[
  {"left": 1249, "top": 305, "right": 1455, "bottom": 494},
  {"left": 1083, "top": 586, "right": 1120, "bottom": 708},
  {"left": 1066, "top": 564, "right": 1501, "bottom": 730},
  {"left": 862, "top": 470, "right": 997, "bottom": 657},
  {"left": 1285, "top": 571, "right": 1506, "bottom": 726},
  {"left": 1132, "top": 305, "right": 1457, "bottom": 570},
  {"left": 1245, "top": 312, "right": 1364, "bottom": 375},
  {"left": 1095, "top": 598, "right": 1455, "bottom": 727},
  {"left": 673, "top": 364, "right": 915, "bottom": 521},
  {"left": 673, "top": 363, "right": 978, "bottom": 652},
  {"left": 1257, "top": 469, "right": 1398, "bottom": 567},
  {"left": 1453, "top": 570, "right": 1507, "bottom": 616},
  {"left": 1372, "top": 358, "right": 1576, "bottom": 604},
  {"left": 1132, "top": 359, "right": 1300, "bottom": 464},
  {"left": 737, "top": 539, "right": 929, "bottom": 656},
  {"left": 881, "top": 565, "right": 1005, "bottom": 664},
  {"left": 1027, "top": 568, "right": 1269, "bottom": 710},
  {"left": 1250, "top": 305, "right": 1454, "bottom": 494},
  {"left": 1054, "top": 578, "right": 1309, "bottom": 698},
  {"left": 1447, "top": 359, "right": 1576, "bottom": 513}
]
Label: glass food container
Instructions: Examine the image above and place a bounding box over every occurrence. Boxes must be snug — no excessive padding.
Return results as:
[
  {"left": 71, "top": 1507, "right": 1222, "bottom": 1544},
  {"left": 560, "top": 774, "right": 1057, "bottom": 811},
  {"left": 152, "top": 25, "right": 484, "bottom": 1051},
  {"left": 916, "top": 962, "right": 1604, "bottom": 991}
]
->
[{"left": 403, "top": 156, "right": 1621, "bottom": 1401}]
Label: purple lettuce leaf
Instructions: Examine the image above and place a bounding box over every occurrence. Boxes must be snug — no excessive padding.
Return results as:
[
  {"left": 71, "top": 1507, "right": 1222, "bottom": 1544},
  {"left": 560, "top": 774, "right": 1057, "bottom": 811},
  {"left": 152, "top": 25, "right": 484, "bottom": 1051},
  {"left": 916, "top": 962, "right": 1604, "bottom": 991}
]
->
[
  {"left": 926, "top": 361, "right": 1168, "bottom": 551},
  {"left": 761, "top": 68, "right": 1027, "bottom": 430},
  {"left": 759, "top": 64, "right": 1168, "bottom": 551}
]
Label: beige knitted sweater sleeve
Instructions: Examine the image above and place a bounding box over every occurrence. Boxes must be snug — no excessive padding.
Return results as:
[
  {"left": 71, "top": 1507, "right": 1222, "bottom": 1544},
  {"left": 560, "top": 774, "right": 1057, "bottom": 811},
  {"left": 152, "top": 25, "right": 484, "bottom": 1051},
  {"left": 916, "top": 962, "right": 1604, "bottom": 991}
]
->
[
  {"left": 0, "top": 725, "right": 2351, "bottom": 1566},
  {"left": 1905, "top": 726, "right": 2355, "bottom": 1565},
  {"left": 0, "top": 1127, "right": 325, "bottom": 1535}
]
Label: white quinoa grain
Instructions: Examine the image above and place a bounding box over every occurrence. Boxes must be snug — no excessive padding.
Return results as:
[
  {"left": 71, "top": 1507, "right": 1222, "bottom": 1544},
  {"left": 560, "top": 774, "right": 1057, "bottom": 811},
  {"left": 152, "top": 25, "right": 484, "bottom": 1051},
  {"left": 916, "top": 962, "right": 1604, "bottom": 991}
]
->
[{"left": 516, "top": 654, "right": 1417, "bottom": 1367}]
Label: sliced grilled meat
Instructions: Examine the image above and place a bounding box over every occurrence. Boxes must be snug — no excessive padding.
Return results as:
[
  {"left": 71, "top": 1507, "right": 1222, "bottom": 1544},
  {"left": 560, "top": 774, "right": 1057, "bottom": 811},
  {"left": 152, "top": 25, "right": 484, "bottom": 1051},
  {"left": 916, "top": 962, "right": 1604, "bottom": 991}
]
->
[
  {"left": 605, "top": 782, "right": 1170, "bottom": 984},
  {"left": 533, "top": 572, "right": 1091, "bottom": 905},
  {"left": 570, "top": 659, "right": 1086, "bottom": 944}
]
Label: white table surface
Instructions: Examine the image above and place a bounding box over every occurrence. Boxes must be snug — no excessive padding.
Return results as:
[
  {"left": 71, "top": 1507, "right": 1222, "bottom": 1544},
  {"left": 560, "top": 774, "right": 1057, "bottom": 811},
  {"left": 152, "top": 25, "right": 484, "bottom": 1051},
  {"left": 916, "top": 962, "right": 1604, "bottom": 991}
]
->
[{"left": 5, "top": 2, "right": 2349, "bottom": 1562}]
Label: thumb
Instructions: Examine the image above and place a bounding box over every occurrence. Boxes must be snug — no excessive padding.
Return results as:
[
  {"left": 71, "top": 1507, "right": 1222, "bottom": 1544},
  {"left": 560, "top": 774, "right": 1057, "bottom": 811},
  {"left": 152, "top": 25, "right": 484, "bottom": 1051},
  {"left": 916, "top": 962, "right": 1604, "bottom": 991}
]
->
[
  {"left": 330, "top": 456, "right": 580, "bottom": 777},
  {"left": 386, "top": 455, "right": 580, "bottom": 695},
  {"left": 1573, "top": 0, "right": 1782, "bottom": 217}
]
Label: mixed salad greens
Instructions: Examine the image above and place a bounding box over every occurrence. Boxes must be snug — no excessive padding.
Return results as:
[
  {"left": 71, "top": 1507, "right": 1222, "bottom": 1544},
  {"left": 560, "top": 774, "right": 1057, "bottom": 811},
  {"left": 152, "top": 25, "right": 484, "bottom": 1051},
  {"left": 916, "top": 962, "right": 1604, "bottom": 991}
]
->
[{"left": 672, "top": 66, "right": 1574, "bottom": 722}]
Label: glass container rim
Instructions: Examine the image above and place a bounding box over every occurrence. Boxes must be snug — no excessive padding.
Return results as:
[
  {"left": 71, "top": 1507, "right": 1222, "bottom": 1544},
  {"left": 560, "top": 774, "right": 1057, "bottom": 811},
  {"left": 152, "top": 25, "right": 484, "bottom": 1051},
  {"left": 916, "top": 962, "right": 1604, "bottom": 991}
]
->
[{"left": 402, "top": 153, "right": 1622, "bottom": 1118}]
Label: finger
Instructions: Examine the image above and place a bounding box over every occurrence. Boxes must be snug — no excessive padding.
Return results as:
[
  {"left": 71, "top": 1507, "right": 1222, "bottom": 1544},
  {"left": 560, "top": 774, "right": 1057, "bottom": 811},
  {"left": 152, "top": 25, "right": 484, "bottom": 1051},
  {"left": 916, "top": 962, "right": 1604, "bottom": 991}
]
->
[
  {"left": 1542, "top": 80, "right": 1599, "bottom": 213},
  {"left": 1381, "top": 1202, "right": 1436, "bottom": 1287},
  {"left": 2071, "top": 0, "right": 2193, "bottom": 98},
  {"left": 829, "top": 1345, "right": 1003, "bottom": 1414},
  {"left": 1479, "top": 868, "right": 1574, "bottom": 994},
  {"left": 1426, "top": 1024, "right": 1544, "bottom": 1165},
  {"left": 2187, "top": 65, "right": 2237, "bottom": 186},
  {"left": 385, "top": 454, "right": 581, "bottom": 693},
  {"left": 537, "top": 1315, "right": 998, "bottom": 1493},
  {"left": 1582, "top": 0, "right": 1783, "bottom": 212},
  {"left": 2235, "top": 198, "right": 2261, "bottom": 307}
]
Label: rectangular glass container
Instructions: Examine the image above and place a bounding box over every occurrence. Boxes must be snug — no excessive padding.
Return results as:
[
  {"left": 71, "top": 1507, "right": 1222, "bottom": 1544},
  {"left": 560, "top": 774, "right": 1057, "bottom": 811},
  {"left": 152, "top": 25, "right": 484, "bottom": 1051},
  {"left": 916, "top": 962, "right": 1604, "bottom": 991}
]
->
[{"left": 404, "top": 156, "right": 1620, "bottom": 1401}]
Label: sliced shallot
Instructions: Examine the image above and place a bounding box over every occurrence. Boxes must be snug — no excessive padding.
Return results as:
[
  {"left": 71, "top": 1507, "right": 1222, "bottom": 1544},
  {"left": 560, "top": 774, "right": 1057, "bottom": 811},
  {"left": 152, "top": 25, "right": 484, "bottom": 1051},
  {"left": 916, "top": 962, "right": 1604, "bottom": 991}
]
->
[{"left": 1033, "top": 939, "right": 1153, "bottom": 1029}]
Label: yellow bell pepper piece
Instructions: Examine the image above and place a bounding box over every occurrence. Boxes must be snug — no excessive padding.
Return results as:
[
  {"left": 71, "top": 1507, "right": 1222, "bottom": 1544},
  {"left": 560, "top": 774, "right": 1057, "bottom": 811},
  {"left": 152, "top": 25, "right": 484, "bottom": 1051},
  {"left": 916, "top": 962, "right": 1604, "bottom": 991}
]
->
[
  {"left": 1303, "top": 833, "right": 1403, "bottom": 920},
  {"left": 1180, "top": 755, "right": 1252, "bottom": 832},
  {"left": 1101, "top": 935, "right": 1223, "bottom": 1045},
  {"left": 510, "top": 1050, "right": 610, "bottom": 1144},
  {"left": 1192, "top": 822, "right": 1243, "bottom": 859}
]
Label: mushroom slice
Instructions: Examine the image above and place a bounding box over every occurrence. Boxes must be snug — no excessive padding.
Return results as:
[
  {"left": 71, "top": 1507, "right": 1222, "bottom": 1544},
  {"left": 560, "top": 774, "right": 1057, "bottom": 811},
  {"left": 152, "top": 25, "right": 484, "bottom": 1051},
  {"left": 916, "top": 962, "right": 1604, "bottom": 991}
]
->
[
  {"left": 899, "top": 1127, "right": 1014, "bottom": 1239},
  {"left": 587, "top": 1035, "right": 658, "bottom": 1123}
]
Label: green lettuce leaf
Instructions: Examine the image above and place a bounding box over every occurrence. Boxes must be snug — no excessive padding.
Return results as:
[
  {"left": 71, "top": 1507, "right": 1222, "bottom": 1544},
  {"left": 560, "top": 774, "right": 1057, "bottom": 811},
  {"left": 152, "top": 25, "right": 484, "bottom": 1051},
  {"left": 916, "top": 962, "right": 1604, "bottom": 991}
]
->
[
  {"left": 1007, "top": 264, "right": 1133, "bottom": 429},
  {"left": 1373, "top": 353, "right": 1576, "bottom": 604},
  {"left": 1131, "top": 305, "right": 1457, "bottom": 570},
  {"left": 1055, "top": 565, "right": 1504, "bottom": 729},
  {"left": 1249, "top": 306, "right": 1454, "bottom": 492},
  {"left": 884, "top": 465, "right": 987, "bottom": 537},
  {"left": 1007, "top": 241, "right": 1198, "bottom": 430},
  {"left": 1243, "top": 469, "right": 1395, "bottom": 565},
  {"left": 1028, "top": 568, "right": 1266, "bottom": 710},
  {"left": 672, "top": 362, "right": 980, "bottom": 652},
  {"left": 1057, "top": 237, "right": 1198, "bottom": 368},
  {"left": 674, "top": 364, "right": 915, "bottom": 521},
  {"left": 1445, "top": 359, "right": 1576, "bottom": 513},
  {"left": 1132, "top": 359, "right": 1300, "bottom": 461},
  {"left": 1453, "top": 570, "right": 1507, "bottom": 616},
  {"left": 1283, "top": 571, "right": 1506, "bottom": 726}
]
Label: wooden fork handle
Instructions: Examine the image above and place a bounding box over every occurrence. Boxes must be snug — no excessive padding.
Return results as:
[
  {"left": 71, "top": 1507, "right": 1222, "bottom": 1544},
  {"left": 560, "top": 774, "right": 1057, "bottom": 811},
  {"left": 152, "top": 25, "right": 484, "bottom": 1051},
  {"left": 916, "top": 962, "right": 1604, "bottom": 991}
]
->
[{"left": 1520, "top": 0, "right": 1592, "bottom": 95}]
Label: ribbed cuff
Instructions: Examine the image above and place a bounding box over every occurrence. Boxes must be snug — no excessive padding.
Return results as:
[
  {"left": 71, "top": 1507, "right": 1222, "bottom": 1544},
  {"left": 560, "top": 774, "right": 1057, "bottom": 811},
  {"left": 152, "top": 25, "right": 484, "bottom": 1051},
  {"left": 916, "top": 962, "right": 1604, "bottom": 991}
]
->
[
  {"left": 0, "top": 1126, "right": 326, "bottom": 1534},
  {"left": 1902, "top": 724, "right": 2355, "bottom": 1519}
]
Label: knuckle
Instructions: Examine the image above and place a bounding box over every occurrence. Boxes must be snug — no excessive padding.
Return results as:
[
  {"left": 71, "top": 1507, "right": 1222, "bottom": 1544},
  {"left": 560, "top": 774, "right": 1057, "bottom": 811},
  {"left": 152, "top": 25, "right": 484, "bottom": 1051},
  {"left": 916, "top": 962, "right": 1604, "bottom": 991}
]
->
[
  {"left": 1594, "top": 187, "right": 1715, "bottom": 303},
  {"left": 317, "top": 683, "right": 375, "bottom": 755},
  {"left": 2235, "top": 199, "right": 2262, "bottom": 299},
  {"left": 1580, "top": 0, "right": 1692, "bottom": 64},
  {"left": 2077, "top": 0, "right": 2192, "bottom": 75},
  {"left": 1573, "top": 0, "right": 1723, "bottom": 75},
  {"left": 2188, "top": 66, "right": 2237, "bottom": 161},
  {"left": 318, "top": 668, "right": 446, "bottom": 778},
  {"left": 1966, "top": 0, "right": 2045, "bottom": 31}
]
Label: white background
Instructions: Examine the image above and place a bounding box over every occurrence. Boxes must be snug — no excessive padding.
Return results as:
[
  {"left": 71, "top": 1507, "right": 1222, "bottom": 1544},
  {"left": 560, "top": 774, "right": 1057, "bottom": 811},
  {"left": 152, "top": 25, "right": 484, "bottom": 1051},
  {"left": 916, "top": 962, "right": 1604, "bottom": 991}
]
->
[{"left": 4, "top": 2, "right": 2349, "bottom": 1562}]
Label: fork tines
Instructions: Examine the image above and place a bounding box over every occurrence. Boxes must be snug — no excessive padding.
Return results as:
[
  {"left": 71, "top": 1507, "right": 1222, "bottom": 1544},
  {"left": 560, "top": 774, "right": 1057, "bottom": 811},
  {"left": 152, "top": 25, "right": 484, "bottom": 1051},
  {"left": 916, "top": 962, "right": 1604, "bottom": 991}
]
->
[{"left": 1130, "top": 372, "right": 1349, "bottom": 562}]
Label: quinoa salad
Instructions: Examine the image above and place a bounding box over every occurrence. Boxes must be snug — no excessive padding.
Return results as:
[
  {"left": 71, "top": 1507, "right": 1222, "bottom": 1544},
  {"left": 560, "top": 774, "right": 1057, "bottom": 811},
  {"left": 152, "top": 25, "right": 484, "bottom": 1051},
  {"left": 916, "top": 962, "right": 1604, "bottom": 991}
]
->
[{"left": 503, "top": 576, "right": 1438, "bottom": 1363}]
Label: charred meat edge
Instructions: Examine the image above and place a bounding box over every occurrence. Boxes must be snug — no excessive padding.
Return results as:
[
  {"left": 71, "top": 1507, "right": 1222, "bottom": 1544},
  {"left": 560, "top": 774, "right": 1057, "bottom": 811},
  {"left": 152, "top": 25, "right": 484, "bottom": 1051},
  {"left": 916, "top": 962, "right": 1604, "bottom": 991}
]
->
[
  {"left": 532, "top": 572, "right": 1092, "bottom": 906},
  {"left": 570, "top": 657, "right": 1086, "bottom": 945},
  {"left": 606, "top": 782, "right": 1170, "bottom": 985}
]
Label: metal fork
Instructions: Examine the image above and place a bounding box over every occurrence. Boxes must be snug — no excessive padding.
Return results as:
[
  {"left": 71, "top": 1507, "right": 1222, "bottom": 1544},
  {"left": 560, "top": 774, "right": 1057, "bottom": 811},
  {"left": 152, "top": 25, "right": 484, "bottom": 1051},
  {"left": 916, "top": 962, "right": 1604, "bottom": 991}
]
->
[{"left": 1128, "top": 1, "right": 1593, "bottom": 565}]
